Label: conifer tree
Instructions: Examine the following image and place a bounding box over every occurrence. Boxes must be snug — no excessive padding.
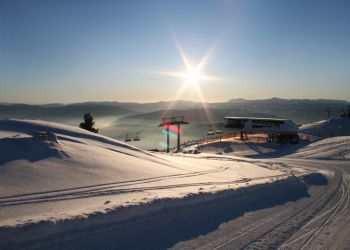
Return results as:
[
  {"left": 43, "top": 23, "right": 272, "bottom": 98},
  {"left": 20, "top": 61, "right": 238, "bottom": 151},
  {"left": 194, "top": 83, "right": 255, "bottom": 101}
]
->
[{"left": 79, "top": 112, "right": 99, "bottom": 133}]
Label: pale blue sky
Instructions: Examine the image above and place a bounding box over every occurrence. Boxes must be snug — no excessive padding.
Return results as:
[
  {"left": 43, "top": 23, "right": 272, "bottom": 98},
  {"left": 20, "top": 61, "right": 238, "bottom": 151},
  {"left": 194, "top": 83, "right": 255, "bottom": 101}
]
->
[{"left": 0, "top": 0, "right": 349, "bottom": 103}]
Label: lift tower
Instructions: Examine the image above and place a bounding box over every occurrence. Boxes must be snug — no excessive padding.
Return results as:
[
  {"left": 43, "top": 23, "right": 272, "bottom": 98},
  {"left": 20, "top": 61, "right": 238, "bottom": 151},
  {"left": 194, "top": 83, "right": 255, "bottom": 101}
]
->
[{"left": 159, "top": 116, "right": 189, "bottom": 153}]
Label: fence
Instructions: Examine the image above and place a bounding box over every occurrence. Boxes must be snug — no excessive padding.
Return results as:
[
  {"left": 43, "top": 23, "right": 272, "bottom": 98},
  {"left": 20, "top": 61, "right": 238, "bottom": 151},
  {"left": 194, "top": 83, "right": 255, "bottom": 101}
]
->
[{"left": 150, "top": 132, "right": 309, "bottom": 153}]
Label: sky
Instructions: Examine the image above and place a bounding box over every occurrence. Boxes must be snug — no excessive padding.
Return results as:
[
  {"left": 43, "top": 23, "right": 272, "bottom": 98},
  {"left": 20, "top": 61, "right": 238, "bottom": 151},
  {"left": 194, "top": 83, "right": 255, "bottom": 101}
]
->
[{"left": 0, "top": 0, "right": 349, "bottom": 104}]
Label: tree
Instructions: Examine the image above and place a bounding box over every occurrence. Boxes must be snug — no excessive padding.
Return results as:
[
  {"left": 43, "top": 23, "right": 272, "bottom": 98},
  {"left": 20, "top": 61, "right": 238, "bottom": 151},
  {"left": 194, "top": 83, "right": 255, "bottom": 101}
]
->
[{"left": 79, "top": 112, "right": 99, "bottom": 133}]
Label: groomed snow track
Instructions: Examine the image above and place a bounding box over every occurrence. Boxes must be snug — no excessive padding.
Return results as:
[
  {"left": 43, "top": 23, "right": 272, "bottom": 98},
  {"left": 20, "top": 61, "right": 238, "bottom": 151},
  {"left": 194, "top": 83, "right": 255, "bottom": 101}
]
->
[
  {"left": 186, "top": 159, "right": 350, "bottom": 250},
  {"left": 215, "top": 168, "right": 340, "bottom": 249},
  {"left": 0, "top": 171, "right": 330, "bottom": 250}
]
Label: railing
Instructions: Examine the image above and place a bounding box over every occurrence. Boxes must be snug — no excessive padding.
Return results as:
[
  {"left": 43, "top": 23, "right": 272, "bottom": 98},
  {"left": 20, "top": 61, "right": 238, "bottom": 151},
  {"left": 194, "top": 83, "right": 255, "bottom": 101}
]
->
[{"left": 149, "top": 132, "right": 309, "bottom": 153}]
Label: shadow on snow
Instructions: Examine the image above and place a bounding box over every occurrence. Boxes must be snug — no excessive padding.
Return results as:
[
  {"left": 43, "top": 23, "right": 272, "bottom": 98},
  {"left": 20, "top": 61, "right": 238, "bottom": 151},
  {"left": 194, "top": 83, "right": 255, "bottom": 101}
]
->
[{"left": 12, "top": 177, "right": 325, "bottom": 250}]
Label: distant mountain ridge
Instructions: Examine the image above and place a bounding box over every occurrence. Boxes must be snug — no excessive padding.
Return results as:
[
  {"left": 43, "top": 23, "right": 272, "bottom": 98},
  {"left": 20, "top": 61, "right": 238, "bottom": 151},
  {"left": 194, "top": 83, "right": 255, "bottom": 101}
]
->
[
  {"left": 0, "top": 103, "right": 137, "bottom": 121},
  {"left": 0, "top": 98, "right": 349, "bottom": 124},
  {"left": 119, "top": 108, "right": 278, "bottom": 124},
  {"left": 227, "top": 97, "right": 349, "bottom": 105}
]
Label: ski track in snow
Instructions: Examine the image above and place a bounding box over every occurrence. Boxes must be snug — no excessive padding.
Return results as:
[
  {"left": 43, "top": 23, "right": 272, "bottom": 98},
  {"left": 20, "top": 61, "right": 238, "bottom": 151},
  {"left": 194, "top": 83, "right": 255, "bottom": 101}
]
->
[
  {"left": 3, "top": 119, "right": 350, "bottom": 249},
  {"left": 0, "top": 119, "right": 299, "bottom": 229}
]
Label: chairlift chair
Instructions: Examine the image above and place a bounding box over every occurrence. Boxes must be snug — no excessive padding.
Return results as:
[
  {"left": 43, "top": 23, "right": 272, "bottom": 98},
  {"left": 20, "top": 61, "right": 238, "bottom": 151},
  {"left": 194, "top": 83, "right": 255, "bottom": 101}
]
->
[
  {"left": 207, "top": 125, "right": 215, "bottom": 136},
  {"left": 124, "top": 133, "right": 132, "bottom": 142},
  {"left": 133, "top": 133, "right": 141, "bottom": 141}
]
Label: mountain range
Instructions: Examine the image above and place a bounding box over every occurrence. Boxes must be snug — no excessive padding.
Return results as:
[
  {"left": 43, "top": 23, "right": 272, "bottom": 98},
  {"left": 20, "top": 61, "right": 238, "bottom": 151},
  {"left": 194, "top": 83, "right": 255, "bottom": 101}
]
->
[{"left": 1, "top": 98, "right": 349, "bottom": 125}]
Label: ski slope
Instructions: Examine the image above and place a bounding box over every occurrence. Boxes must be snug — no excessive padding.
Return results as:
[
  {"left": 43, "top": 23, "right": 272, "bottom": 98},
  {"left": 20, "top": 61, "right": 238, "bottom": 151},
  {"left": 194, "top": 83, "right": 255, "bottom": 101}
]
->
[
  {"left": 194, "top": 137, "right": 350, "bottom": 161},
  {"left": 300, "top": 117, "right": 350, "bottom": 137},
  {"left": 0, "top": 119, "right": 307, "bottom": 230},
  {"left": 185, "top": 117, "right": 350, "bottom": 161},
  {"left": 290, "top": 136, "right": 350, "bottom": 160},
  {"left": 292, "top": 117, "right": 350, "bottom": 160}
]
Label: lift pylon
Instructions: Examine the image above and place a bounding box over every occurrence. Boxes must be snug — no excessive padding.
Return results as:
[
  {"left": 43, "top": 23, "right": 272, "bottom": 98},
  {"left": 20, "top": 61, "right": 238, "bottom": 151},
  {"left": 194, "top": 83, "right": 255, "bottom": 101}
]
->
[{"left": 159, "top": 116, "right": 189, "bottom": 152}]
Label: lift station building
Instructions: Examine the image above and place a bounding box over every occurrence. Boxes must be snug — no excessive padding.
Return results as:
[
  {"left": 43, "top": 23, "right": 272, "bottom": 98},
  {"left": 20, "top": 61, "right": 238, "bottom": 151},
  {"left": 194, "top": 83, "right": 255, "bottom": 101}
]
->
[{"left": 223, "top": 117, "right": 299, "bottom": 144}]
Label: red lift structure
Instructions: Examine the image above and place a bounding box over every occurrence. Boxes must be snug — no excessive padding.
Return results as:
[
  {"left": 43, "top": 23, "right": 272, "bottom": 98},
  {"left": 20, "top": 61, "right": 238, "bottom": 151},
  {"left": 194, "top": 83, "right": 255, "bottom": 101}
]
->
[{"left": 159, "top": 116, "right": 189, "bottom": 153}]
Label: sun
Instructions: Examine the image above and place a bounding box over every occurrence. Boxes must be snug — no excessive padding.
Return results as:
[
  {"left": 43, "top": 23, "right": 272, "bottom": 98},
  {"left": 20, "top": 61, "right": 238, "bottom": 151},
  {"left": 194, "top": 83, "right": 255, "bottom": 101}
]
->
[
  {"left": 186, "top": 68, "right": 200, "bottom": 87},
  {"left": 154, "top": 38, "right": 223, "bottom": 123},
  {"left": 154, "top": 38, "right": 222, "bottom": 99},
  {"left": 154, "top": 39, "right": 222, "bottom": 89}
]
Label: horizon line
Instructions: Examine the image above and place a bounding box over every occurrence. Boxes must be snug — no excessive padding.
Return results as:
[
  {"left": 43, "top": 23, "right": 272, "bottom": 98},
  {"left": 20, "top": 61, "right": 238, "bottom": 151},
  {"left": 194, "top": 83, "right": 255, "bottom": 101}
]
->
[{"left": 1, "top": 97, "right": 350, "bottom": 106}]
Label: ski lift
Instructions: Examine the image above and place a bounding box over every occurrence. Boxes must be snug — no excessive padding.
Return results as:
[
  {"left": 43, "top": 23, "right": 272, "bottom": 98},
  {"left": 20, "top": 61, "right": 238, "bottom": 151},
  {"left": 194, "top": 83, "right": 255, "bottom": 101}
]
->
[
  {"left": 207, "top": 125, "right": 215, "bottom": 136},
  {"left": 133, "top": 133, "right": 141, "bottom": 141},
  {"left": 207, "top": 131, "right": 215, "bottom": 136},
  {"left": 124, "top": 133, "right": 132, "bottom": 142}
]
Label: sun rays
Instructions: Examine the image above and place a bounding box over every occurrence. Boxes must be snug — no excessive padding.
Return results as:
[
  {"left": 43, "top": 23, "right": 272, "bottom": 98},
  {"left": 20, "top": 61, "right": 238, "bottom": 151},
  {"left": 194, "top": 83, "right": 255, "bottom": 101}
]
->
[{"left": 155, "top": 38, "right": 222, "bottom": 123}]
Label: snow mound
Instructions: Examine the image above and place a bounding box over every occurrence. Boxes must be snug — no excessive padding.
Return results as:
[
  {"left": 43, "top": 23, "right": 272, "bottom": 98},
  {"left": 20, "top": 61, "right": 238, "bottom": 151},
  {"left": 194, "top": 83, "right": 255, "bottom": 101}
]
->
[
  {"left": 293, "top": 117, "right": 350, "bottom": 160},
  {"left": 0, "top": 119, "right": 175, "bottom": 199},
  {"left": 300, "top": 117, "right": 350, "bottom": 138},
  {"left": 33, "top": 131, "right": 58, "bottom": 143},
  {"left": 0, "top": 133, "right": 66, "bottom": 165},
  {"left": 290, "top": 136, "right": 350, "bottom": 160}
]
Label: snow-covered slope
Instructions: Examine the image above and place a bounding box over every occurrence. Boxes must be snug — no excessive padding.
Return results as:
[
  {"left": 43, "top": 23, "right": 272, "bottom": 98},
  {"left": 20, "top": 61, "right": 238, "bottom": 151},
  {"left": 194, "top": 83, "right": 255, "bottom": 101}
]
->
[
  {"left": 293, "top": 118, "right": 350, "bottom": 160},
  {"left": 0, "top": 119, "right": 177, "bottom": 198},
  {"left": 0, "top": 119, "right": 305, "bottom": 228},
  {"left": 300, "top": 117, "right": 350, "bottom": 137},
  {"left": 290, "top": 136, "right": 350, "bottom": 160}
]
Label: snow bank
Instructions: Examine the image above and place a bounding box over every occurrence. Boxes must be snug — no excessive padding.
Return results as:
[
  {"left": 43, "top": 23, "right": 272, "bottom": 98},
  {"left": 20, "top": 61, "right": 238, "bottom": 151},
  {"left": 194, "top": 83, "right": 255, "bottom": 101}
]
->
[
  {"left": 0, "top": 119, "right": 173, "bottom": 199},
  {"left": 300, "top": 117, "right": 350, "bottom": 138},
  {"left": 287, "top": 118, "right": 350, "bottom": 160},
  {"left": 0, "top": 175, "right": 318, "bottom": 249},
  {"left": 290, "top": 136, "right": 350, "bottom": 160},
  {"left": 195, "top": 137, "right": 350, "bottom": 161}
]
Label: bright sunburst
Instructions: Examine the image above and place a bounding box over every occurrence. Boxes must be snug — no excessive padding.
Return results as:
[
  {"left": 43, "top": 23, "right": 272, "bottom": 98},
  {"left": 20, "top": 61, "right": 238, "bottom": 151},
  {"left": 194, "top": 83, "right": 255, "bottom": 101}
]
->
[
  {"left": 154, "top": 37, "right": 223, "bottom": 123},
  {"left": 185, "top": 67, "right": 200, "bottom": 87},
  {"left": 155, "top": 39, "right": 221, "bottom": 90}
]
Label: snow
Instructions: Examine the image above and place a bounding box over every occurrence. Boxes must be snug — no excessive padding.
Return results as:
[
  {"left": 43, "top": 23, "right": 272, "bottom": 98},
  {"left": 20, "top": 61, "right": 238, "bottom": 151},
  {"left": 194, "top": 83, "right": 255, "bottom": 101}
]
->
[
  {"left": 184, "top": 117, "right": 350, "bottom": 161},
  {"left": 0, "top": 119, "right": 306, "bottom": 229},
  {"left": 292, "top": 117, "right": 350, "bottom": 160},
  {"left": 193, "top": 136, "right": 350, "bottom": 161},
  {"left": 300, "top": 117, "right": 350, "bottom": 138},
  {"left": 290, "top": 136, "right": 350, "bottom": 160}
]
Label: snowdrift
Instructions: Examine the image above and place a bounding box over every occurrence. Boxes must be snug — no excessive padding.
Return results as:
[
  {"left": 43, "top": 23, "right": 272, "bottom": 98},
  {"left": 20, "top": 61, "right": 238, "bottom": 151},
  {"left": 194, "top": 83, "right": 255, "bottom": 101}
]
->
[
  {"left": 0, "top": 119, "right": 176, "bottom": 199},
  {"left": 300, "top": 117, "right": 350, "bottom": 138},
  {"left": 290, "top": 136, "right": 350, "bottom": 160},
  {"left": 293, "top": 118, "right": 350, "bottom": 160}
]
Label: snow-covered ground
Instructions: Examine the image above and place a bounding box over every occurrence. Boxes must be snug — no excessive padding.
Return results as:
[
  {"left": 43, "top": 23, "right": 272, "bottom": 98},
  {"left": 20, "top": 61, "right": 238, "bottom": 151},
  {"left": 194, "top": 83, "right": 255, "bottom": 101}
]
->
[
  {"left": 194, "top": 138, "right": 350, "bottom": 161},
  {"left": 0, "top": 119, "right": 308, "bottom": 232},
  {"left": 290, "top": 136, "right": 350, "bottom": 160},
  {"left": 187, "top": 118, "right": 350, "bottom": 161},
  {"left": 293, "top": 117, "right": 350, "bottom": 160},
  {"left": 300, "top": 117, "right": 350, "bottom": 137}
]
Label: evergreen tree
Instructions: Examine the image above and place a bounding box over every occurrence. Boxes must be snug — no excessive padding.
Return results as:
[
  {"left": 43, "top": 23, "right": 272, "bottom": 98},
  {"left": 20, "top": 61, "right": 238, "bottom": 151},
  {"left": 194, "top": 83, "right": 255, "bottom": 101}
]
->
[{"left": 79, "top": 112, "right": 99, "bottom": 133}]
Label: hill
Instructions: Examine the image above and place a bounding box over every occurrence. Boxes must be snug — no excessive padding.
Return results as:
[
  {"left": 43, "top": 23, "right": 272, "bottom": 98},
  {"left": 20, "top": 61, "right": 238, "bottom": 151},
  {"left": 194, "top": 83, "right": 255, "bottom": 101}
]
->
[
  {"left": 0, "top": 119, "right": 301, "bottom": 229},
  {"left": 290, "top": 136, "right": 350, "bottom": 160},
  {"left": 0, "top": 103, "right": 137, "bottom": 121},
  {"left": 300, "top": 117, "right": 350, "bottom": 137},
  {"left": 1, "top": 98, "right": 349, "bottom": 125},
  {"left": 0, "top": 119, "right": 324, "bottom": 248}
]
